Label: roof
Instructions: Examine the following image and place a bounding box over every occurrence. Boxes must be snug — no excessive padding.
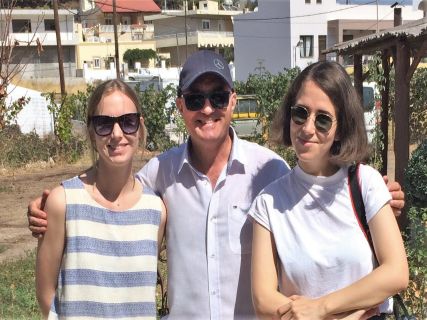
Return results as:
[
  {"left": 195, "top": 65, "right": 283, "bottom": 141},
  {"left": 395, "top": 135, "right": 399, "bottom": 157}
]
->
[
  {"left": 325, "top": 17, "right": 427, "bottom": 54},
  {"left": 95, "top": 0, "right": 161, "bottom": 13}
]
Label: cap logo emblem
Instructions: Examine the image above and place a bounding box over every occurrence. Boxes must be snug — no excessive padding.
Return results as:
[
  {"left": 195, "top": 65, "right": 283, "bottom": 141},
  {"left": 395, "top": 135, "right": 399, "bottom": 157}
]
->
[{"left": 213, "top": 58, "right": 225, "bottom": 70}]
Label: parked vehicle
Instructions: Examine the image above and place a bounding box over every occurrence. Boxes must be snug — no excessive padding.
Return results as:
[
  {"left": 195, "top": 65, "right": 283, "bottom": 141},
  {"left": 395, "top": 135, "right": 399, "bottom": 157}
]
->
[
  {"left": 232, "top": 95, "right": 262, "bottom": 138},
  {"left": 362, "top": 82, "right": 381, "bottom": 143},
  {"left": 125, "top": 74, "right": 163, "bottom": 91}
]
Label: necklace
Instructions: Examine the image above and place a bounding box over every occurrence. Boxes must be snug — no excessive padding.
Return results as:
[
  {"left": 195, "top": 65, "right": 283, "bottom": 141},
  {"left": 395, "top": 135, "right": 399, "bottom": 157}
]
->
[{"left": 92, "top": 172, "right": 136, "bottom": 208}]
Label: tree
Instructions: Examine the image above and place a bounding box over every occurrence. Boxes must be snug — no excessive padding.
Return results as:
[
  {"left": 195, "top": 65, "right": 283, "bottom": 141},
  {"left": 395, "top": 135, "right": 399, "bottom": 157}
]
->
[
  {"left": 123, "top": 49, "right": 157, "bottom": 69},
  {"left": 136, "top": 83, "right": 176, "bottom": 151},
  {"left": 0, "top": 0, "right": 42, "bottom": 129}
]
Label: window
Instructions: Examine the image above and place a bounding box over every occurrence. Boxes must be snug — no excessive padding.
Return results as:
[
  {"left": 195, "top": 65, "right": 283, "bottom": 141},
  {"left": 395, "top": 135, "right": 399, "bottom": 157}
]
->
[
  {"left": 105, "top": 14, "right": 112, "bottom": 25},
  {"left": 44, "top": 19, "right": 56, "bottom": 31},
  {"left": 316, "top": 0, "right": 322, "bottom": 3},
  {"left": 93, "top": 57, "right": 101, "bottom": 69},
  {"left": 305, "top": 0, "right": 310, "bottom": 3},
  {"left": 122, "top": 16, "right": 131, "bottom": 25},
  {"left": 300, "top": 35, "right": 313, "bottom": 58},
  {"left": 218, "top": 21, "right": 223, "bottom": 31},
  {"left": 12, "top": 19, "right": 31, "bottom": 33},
  {"left": 202, "top": 20, "right": 210, "bottom": 30}
]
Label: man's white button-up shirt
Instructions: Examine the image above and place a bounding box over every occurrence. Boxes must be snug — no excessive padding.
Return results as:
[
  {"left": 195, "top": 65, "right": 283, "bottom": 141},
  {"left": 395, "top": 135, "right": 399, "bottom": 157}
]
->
[{"left": 137, "top": 130, "right": 290, "bottom": 320}]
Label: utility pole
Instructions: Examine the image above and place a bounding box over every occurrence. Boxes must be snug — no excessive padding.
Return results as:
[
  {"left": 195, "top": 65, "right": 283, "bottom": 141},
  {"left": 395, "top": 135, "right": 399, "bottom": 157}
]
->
[
  {"left": 52, "top": 0, "right": 66, "bottom": 97},
  {"left": 176, "top": 33, "right": 181, "bottom": 66},
  {"left": 184, "top": 0, "right": 188, "bottom": 59},
  {"left": 113, "top": 0, "right": 120, "bottom": 78},
  {"left": 376, "top": 0, "right": 379, "bottom": 33}
]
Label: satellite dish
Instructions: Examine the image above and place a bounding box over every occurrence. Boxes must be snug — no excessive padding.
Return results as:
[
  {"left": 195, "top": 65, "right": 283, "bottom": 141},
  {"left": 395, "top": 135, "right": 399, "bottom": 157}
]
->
[{"left": 223, "top": 0, "right": 233, "bottom": 6}]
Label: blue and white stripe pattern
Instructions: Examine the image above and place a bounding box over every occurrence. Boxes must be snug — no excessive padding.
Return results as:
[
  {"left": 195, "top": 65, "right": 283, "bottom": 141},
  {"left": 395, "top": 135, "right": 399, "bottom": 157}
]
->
[{"left": 48, "top": 176, "right": 161, "bottom": 319}]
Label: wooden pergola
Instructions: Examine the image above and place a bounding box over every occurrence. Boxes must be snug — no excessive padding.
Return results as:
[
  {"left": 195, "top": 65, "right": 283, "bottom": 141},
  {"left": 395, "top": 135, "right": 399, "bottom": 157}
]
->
[{"left": 325, "top": 16, "right": 427, "bottom": 192}]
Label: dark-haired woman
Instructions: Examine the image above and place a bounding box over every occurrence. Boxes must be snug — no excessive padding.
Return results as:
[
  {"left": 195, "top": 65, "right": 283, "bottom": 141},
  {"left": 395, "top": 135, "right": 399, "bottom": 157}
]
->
[{"left": 250, "top": 61, "right": 408, "bottom": 320}]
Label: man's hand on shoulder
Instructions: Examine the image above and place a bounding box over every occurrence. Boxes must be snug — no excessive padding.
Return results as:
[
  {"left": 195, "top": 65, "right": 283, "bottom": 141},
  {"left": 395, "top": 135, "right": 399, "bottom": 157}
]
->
[
  {"left": 28, "top": 189, "right": 50, "bottom": 238},
  {"left": 383, "top": 176, "right": 405, "bottom": 216}
]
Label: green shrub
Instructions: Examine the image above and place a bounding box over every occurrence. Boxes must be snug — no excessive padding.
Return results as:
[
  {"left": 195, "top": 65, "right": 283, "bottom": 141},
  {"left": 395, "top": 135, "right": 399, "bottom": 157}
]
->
[
  {"left": 403, "top": 140, "right": 427, "bottom": 318},
  {"left": 0, "top": 125, "right": 87, "bottom": 168},
  {"left": 123, "top": 49, "right": 157, "bottom": 69},
  {"left": 405, "top": 140, "right": 427, "bottom": 207},
  {"left": 137, "top": 84, "right": 177, "bottom": 151},
  {"left": 0, "top": 125, "right": 55, "bottom": 167},
  {"left": 409, "top": 69, "right": 427, "bottom": 144},
  {"left": 234, "top": 68, "right": 300, "bottom": 144}
]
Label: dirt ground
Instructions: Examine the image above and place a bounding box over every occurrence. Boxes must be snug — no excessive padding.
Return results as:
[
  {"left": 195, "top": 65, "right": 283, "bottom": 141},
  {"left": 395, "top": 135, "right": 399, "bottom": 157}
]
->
[
  {"left": 0, "top": 153, "right": 149, "bottom": 265},
  {"left": 0, "top": 140, "right": 406, "bottom": 265}
]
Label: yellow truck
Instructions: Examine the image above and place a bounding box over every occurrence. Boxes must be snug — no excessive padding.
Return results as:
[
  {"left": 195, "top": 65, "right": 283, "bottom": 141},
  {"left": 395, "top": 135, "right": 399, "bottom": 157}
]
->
[{"left": 232, "top": 95, "right": 262, "bottom": 138}]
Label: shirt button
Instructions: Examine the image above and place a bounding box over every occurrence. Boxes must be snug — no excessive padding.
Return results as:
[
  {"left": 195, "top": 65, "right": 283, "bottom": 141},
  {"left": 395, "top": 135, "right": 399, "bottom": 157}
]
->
[
  {"left": 211, "top": 290, "right": 216, "bottom": 295},
  {"left": 210, "top": 253, "right": 215, "bottom": 258}
]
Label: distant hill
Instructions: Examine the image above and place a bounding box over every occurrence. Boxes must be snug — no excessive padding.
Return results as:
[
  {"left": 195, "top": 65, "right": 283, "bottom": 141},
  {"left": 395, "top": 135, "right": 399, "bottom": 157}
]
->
[{"left": 2, "top": 0, "right": 79, "bottom": 9}]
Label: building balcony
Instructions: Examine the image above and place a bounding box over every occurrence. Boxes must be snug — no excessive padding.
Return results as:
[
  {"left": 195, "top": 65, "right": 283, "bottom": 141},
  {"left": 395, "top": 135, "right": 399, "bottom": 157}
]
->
[
  {"left": 9, "top": 31, "right": 78, "bottom": 46},
  {"left": 83, "top": 24, "right": 154, "bottom": 43},
  {"left": 154, "top": 30, "right": 234, "bottom": 48}
]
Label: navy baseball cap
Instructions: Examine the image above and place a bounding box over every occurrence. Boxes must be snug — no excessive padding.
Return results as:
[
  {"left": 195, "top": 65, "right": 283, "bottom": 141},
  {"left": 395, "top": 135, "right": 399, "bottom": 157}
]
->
[{"left": 178, "top": 50, "right": 233, "bottom": 94}]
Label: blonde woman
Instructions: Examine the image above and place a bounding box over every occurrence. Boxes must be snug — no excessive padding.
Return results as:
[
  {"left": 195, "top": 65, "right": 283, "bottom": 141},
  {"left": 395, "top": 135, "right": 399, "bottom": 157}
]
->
[{"left": 36, "top": 80, "right": 166, "bottom": 319}]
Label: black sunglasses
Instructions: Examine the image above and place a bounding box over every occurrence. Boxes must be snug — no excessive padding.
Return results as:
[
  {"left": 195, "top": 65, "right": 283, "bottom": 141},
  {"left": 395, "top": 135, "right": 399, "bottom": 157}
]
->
[
  {"left": 89, "top": 113, "right": 141, "bottom": 136},
  {"left": 183, "top": 91, "right": 230, "bottom": 111},
  {"left": 290, "top": 105, "right": 335, "bottom": 133}
]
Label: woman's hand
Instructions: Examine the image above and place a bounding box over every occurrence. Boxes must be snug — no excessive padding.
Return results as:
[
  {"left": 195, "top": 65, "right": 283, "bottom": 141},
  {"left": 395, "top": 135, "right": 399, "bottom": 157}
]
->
[
  {"left": 277, "top": 296, "right": 379, "bottom": 320},
  {"left": 278, "top": 295, "right": 326, "bottom": 320}
]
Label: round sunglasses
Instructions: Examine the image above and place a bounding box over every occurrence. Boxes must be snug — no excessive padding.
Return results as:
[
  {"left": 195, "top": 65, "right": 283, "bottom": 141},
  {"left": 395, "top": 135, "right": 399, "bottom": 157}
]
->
[
  {"left": 290, "top": 105, "right": 335, "bottom": 133},
  {"left": 89, "top": 113, "right": 141, "bottom": 136},
  {"left": 183, "top": 91, "right": 230, "bottom": 111}
]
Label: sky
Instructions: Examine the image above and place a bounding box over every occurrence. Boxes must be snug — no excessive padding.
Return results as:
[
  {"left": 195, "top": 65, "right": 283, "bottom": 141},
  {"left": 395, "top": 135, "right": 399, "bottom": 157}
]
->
[{"left": 336, "top": 0, "right": 413, "bottom": 4}]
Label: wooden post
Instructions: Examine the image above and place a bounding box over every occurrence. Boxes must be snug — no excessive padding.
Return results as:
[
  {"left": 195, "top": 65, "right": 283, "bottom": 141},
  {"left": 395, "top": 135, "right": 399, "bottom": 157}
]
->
[
  {"left": 394, "top": 40, "right": 410, "bottom": 184},
  {"left": 113, "top": 0, "right": 120, "bottom": 78},
  {"left": 354, "top": 54, "right": 363, "bottom": 105},
  {"left": 394, "top": 39, "right": 410, "bottom": 228},
  {"left": 53, "top": 0, "right": 66, "bottom": 97},
  {"left": 380, "top": 51, "right": 390, "bottom": 176}
]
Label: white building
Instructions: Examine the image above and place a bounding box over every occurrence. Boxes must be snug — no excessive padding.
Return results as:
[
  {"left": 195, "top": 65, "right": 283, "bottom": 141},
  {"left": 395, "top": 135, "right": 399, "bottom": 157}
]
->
[
  {"left": 233, "top": 0, "right": 423, "bottom": 81},
  {"left": 146, "top": 0, "right": 244, "bottom": 67},
  {"left": 0, "top": 9, "right": 78, "bottom": 78}
]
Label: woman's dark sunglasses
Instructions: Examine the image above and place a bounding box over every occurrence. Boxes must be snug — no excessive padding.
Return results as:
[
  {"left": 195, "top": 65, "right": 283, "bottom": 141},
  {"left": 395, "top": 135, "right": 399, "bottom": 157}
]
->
[
  {"left": 89, "top": 113, "right": 140, "bottom": 136},
  {"left": 183, "top": 91, "right": 230, "bottom": 111},
  {"left": 290, "top": 105, "right": 334, "bottom": 133}
]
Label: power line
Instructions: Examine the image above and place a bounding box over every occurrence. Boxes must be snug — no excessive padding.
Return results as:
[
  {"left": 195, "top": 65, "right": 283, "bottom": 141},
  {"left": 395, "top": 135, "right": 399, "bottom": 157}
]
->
[{"left": 234, "top": 0, "right": 378, "bottom": 21}]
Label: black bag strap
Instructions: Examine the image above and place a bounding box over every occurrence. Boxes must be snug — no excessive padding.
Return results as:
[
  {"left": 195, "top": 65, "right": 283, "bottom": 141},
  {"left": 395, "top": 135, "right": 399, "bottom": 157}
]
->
[
  {"left": 348, "top": 164, "right": 412, "bottom": 319},
  {"left": 348, "top": 163, "right": 375, "bottom": 254}
]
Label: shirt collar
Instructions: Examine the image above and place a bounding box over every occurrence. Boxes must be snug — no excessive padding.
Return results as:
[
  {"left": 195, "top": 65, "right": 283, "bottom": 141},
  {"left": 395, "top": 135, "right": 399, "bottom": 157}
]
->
[{"left": 177, "top": 127, "right": 248, "bottom": 175}]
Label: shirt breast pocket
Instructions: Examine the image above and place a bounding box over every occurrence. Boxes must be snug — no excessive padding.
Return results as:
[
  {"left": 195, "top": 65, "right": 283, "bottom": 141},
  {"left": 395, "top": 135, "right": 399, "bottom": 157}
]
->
[{"left": 228, "top": 203, "right": 253, "bottom": 254}]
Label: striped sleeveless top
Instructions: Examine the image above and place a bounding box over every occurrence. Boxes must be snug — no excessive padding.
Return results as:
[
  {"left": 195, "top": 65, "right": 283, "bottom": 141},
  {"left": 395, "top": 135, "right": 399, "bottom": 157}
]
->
[{"left": 48, "top": 176, "right": 162, "bottom": 319}]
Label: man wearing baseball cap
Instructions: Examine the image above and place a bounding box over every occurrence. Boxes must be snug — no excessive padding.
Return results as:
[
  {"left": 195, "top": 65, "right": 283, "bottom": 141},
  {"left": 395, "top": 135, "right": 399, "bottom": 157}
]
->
[
  {"left": 139, "top": 50, "right": 290, "bottom": 319},
  {"left": 28, "top": 50, "right": 405, "bottom": 319}
]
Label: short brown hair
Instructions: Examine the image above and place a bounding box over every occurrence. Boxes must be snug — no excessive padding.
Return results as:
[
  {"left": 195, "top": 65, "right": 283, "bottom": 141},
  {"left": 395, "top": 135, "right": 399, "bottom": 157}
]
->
[{"left": 274, "top": 61, "right": 368, "bottom": 166}]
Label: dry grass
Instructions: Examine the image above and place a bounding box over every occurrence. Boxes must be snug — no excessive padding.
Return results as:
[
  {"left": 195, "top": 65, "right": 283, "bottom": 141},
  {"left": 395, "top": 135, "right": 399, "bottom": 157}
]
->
[{"left": 11, "top": 78, "right": 88, "bottom": 94}]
